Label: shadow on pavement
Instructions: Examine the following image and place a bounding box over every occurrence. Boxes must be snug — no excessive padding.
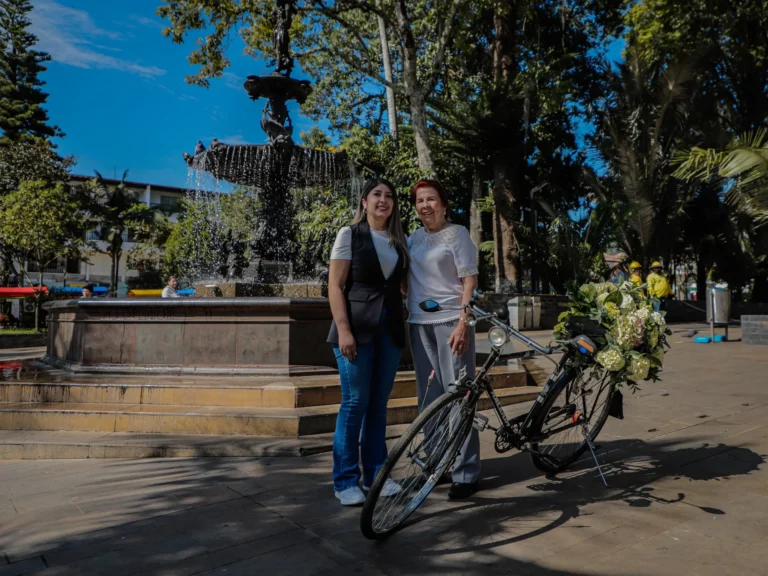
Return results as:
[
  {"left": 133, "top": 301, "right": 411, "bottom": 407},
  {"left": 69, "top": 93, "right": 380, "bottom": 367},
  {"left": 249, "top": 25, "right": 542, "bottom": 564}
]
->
[{"left": 0, "top": 433, "right": 763, "bottom": 575}]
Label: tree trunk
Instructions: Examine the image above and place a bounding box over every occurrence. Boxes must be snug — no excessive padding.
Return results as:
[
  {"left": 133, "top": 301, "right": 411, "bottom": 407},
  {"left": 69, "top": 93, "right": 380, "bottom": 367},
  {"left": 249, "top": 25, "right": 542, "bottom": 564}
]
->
[
  {"left": 376, "top": 0, "right": 398, "bottom": 142},
  {"left": 469, "top": 165, "right": 483, "bottom": 260},
  {"left": 393, "top": 0, "right": 435, "bottom": 174},
  {"left": 696, "top": 254, "right": 707, "bottom": 306},
  {"left": 408, "top": 92, "right": 434, "bottom": 174},
  {"left": 35, "top": 270, "right": 42, "bottom": 332},
  {"left": 492, "top": 161, "right": 521, "bottom": 292}
]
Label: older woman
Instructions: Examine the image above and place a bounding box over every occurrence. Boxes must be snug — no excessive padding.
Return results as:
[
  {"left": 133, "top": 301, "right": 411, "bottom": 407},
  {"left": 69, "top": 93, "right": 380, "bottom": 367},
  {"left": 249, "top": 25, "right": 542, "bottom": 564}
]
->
[
  {"left": 327, "top": 178, "right": 410, "bottom": 506},
  {"left": 407, "top": 179, "right": 480, "bottom": 499}
]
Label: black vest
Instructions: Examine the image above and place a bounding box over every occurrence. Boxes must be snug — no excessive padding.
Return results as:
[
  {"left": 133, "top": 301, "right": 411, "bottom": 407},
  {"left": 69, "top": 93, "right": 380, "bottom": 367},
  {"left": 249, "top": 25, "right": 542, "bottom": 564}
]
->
[{"left": 327, "top": 221, "right": 407, "bottom": 349}]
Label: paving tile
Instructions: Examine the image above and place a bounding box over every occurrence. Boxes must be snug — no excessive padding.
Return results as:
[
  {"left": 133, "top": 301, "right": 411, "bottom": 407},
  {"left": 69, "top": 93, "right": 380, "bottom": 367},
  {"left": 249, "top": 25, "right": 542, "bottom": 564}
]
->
[
  {"left": 193, "top": 539, "right": 340, "bottom": 576},
  {"left": 0, "top": 556, "right": 45, "bottom": 576}
]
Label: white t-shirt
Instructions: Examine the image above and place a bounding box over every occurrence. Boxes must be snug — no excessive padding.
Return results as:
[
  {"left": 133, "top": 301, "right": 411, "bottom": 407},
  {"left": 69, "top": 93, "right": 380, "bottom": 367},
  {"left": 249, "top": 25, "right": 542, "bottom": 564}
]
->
[
  {"left": 161, "top": 286, "right": 180, "bottom": 298},
  {"left": 407, "top": 224, "right": 478, "bottom": 324},
  {"left": 330, "top": 226, "right": 399, "bottom": 280}
]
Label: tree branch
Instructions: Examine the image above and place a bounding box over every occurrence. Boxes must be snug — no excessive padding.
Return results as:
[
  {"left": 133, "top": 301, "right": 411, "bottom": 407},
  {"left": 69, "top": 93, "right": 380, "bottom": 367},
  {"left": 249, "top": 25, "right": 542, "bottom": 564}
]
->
[{"left": 423, "top": 0, "right": 466, "bottom": 97}]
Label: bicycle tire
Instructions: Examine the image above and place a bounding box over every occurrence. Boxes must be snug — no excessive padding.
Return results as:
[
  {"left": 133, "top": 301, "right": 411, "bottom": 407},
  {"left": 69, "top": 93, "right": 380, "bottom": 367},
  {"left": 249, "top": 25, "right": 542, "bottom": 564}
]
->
[
  {"left": 360, "top": 389, "right": 475, "bottom": 540},
  {"left": 529, "top": 366, "right": 614, "bottom": 474}
]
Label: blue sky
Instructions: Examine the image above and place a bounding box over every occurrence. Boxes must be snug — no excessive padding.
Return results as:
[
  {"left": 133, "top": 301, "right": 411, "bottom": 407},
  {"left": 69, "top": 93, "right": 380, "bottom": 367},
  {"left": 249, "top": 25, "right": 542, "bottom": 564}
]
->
[
  {"left": 30, "top": 0, "right": 321, "bottom": 188},
  {"left": 30, "top": 1, "right": 624, "bottom": 190}
]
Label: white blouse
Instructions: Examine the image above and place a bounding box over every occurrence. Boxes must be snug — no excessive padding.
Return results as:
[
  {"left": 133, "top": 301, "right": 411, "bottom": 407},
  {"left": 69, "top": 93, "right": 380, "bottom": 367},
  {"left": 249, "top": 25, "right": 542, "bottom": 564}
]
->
[
  {"left": 330, "top": 226, "right": 399, "bottom": 280},
  {"left": 407, "top": 224, "right": 478, "bottom": 324}
]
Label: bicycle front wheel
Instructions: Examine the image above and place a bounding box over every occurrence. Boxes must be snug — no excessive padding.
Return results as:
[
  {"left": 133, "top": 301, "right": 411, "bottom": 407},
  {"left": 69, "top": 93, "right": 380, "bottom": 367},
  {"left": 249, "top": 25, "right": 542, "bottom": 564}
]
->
[
  {"left": 529, "top": 365, "right": 614, "bottom": 474},
  {"left": 360, "top": 389, "right": 475, "bottom": 540}
]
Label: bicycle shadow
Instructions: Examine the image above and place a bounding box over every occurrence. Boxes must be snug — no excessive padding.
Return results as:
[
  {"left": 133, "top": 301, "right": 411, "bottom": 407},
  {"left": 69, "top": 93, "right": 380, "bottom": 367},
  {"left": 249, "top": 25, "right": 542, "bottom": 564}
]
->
[{"left": 400, "top": 436, "right": 765, "bottom": 561}]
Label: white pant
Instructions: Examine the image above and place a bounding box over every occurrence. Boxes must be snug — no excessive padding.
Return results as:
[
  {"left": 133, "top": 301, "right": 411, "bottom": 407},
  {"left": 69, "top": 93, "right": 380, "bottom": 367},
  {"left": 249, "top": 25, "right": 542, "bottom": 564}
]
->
[{"left": 409, "top": 321, "right": 480, "bottom": 484}]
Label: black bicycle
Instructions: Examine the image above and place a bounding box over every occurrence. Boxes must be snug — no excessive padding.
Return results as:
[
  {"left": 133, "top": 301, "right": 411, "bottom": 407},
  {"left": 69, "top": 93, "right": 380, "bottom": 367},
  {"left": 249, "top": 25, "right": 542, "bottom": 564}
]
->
[{"left": 360, "top": 290, "right": 617, "bottom": 539}]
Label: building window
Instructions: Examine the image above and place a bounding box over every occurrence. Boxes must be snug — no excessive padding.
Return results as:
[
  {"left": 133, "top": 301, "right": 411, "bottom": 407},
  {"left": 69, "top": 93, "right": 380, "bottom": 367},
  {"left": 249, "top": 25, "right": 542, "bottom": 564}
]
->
[
  {"left": 66, "top": 258, "right": 80, "bottom": 274},
  {"left": 151, "top": 195, "right": 181, "bottom": 214}
]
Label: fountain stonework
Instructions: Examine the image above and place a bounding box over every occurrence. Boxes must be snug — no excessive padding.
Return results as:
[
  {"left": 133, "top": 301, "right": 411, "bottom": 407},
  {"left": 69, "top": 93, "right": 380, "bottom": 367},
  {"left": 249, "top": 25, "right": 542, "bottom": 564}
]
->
[{"left": 43, "top": 298, "right": 337, "bottom": 376}]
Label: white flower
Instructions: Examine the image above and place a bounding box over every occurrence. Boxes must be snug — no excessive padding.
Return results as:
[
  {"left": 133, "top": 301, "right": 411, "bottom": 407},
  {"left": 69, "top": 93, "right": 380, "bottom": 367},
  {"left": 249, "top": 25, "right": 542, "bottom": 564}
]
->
[
  {"left": 620, "top": 292, "right": 636, "bottom": 310},
  {"left": 597, "top": 347, "right": 626, "bottom": 371},
  {"left": 651, "top": 312, "right": 666, "bottom": 327},
  {"left": 627, "top": 356, "right": 651, "bottom": 381},
  {"left": 636, "top": 307, "right": 650, "bottom": 321}
]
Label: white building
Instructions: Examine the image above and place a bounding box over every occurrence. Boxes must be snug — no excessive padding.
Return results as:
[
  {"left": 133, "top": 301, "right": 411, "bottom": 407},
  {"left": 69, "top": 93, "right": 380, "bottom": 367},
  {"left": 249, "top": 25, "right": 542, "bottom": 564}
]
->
[{"left": 21, "top": 175, "right": 188, "bottom": 294}]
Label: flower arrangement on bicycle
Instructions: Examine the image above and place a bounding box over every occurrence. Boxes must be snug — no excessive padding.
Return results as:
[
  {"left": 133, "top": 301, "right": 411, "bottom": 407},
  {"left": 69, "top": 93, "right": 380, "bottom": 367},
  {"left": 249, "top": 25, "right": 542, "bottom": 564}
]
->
[{"left": 554, "top": 281, "right": 672, "bottom": 387}]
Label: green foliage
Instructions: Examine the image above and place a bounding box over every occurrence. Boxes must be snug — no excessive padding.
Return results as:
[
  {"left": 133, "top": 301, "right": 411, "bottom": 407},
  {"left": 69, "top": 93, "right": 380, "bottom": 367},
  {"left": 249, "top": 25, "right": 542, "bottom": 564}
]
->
[
  {"left": 293, "top": 188, "right": 354, "bottom": 279},
  {"left": 0, "top": 137, "right": 75, "bottom": 195},
  {"left": 0, "top": 0, "right": 63, "bottom": 145},
  {"left": 164, "top": 199, "right": 224, "bottom": 282},
  {"left": 0, "top": 179, "right": 84, "bottom": 265},
  {"left": 0, "top": 180, "right": 85, "bottom": 329},
  {"left": 556, "top": 281, "right": 671, "bottom": 390},
  {"left": 85, "top": 172, "right": 167, "bottom": 294},
  {"left": 673, "top": 129, "right": 768, "bottom": 223}
]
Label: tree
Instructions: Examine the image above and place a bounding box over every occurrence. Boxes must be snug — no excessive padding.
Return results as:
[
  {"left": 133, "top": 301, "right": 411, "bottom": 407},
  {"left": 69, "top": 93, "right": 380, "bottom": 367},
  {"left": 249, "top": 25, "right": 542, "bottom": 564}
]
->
[
  {"left": 164, "top": 199, "right": 225, "bottom": 282},
  {"left": 157, "top": 0, "right": 469, "bottom": 173},
  {"left": 0, "top": 137, "right": 75, "bottom": 283},
  {"left": 673, "top": 129, "right": 768, "bottom": 223},
  {"left": 590, "top": 43, "right": 696, "bottom": 265},
  {"left": 0, "top": 180, "right": 85, "bottom": 329},
  {"left": 86, "top": 172, "right": 165, "bottom": 296},
  {"left": 0, "top": 0, "right": 63, "bottom": 145}
]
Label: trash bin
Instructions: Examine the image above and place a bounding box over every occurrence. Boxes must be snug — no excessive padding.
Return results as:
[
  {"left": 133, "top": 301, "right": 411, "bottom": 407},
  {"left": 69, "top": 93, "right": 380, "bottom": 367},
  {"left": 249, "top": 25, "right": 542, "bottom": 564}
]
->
[
  {"left": 523, "top": 297, "right": 533, "bottom": 328},
  {"left": 531, "top": 296, "right": 542, "bottom": 329},
  {"left": 507, "top": 297, "right": 528, "bottom": 330},
  {"left": 706, "top": 285, "right": 731, "bottom": 325}
]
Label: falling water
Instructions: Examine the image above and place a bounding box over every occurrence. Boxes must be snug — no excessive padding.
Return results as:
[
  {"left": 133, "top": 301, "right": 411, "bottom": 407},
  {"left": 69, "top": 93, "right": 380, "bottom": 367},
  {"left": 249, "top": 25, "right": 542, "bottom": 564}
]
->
[{"left": 181, "top": 141, "right": 360, "bottom": 286}]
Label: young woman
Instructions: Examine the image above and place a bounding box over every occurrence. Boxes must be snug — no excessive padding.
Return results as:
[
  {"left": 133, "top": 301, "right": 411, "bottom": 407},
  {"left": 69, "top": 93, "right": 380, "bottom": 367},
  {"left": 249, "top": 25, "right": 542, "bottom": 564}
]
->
[
  {"left": 327, "top": 178, "right": 410, "bottom": 505},
  {"left": 407, "top": 179, "right": 481, "bottom": 499}
]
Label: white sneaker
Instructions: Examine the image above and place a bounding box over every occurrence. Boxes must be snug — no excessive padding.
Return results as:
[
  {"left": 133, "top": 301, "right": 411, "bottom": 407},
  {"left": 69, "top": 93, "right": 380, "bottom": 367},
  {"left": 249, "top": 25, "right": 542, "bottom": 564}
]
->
[
  {"left": 364, "top": 478, "right": 403, "bottom": 498},
  {"left": 334, "top": 486, "right": 366, "bottom": 506}
]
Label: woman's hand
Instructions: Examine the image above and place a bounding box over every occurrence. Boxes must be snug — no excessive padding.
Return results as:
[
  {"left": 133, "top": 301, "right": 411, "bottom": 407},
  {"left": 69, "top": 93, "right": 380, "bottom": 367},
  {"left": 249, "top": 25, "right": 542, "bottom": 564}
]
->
[
  {"left": 339, "top": 328, "right": 357, "bottom": 360},
  {"left": 448, "top": 320, "right": 469, "bottom": 356}
]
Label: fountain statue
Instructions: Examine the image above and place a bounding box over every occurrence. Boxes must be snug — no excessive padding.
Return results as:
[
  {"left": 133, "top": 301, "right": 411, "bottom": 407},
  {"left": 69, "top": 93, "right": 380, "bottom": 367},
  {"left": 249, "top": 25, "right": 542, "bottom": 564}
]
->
[{"left": 182, "top": 0, "right": 353, "bottom": 290}]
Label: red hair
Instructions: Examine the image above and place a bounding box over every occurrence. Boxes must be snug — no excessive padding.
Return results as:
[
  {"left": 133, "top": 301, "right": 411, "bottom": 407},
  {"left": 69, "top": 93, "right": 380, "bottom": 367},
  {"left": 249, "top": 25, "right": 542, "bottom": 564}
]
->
[{"left": 411, "top": 179, "right": 450, "bottom": 215}]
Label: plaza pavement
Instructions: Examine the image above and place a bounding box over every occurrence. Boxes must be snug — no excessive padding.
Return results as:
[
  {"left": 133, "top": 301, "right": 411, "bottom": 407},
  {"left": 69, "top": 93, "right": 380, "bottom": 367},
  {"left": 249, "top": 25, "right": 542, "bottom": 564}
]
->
[{"left": 1, "top": 325, "right": 768, "bottom": 575}]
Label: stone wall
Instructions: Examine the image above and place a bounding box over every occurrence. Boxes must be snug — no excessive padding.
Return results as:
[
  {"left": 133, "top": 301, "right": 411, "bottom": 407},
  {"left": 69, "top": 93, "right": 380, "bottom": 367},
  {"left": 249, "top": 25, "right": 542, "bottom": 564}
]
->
[{"left": 743, "top": 316, "right": 768, "bottom": 346}]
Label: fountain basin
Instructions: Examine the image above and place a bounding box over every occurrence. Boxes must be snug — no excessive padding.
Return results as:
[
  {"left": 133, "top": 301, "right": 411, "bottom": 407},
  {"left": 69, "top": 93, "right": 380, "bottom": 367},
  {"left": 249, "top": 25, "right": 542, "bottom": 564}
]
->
[
  {"left": 194, "top": 282, "right": 324, "bottom": 298},
  {"left": 185, "top": 144, "right": 352, "bottom": 189},
  {"left": 42, "top": 298, "right": 340, "bottom": 376}
]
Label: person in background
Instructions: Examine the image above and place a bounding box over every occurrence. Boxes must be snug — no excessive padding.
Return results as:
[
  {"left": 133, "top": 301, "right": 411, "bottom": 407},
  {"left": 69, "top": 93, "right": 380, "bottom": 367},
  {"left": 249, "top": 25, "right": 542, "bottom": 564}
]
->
[
  {"left": 407, "top": 179, "right": 480, "bottom": 500},
  {"left": 647, "top": 261, "right": 673, "bottom": 311},
  {"left": 327, "top": 178, "right": 409, "bottom": 506},
  {"left": 629, "top": 262, "right": 644, "bottom": 290},
  {"left": 162, "top": 276, "right": 180, "bottom": 298},
  {"left": 81, "top": 284, "right": 94, "bottom": 298}
]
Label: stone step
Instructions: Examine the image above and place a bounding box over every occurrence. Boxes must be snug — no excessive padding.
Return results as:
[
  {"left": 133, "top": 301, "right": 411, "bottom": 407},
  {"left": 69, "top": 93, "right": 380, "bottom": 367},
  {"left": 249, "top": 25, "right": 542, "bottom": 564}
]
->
[
  {"left": 0, "top": 386, "right": 542, "bottom": 437},
  {"left": 0, "top": 364, "right": 527, "bottom": 409}
]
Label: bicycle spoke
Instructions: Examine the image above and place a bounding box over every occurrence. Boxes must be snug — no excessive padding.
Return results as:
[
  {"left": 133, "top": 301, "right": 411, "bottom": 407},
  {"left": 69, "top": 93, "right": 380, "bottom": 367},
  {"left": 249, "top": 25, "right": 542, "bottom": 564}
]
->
[
  {"left": 534, "top": 366, "right": 611, "bottom": 463},
  {"left": 367, "top": 394, "right": 471, "bottom": 535}
]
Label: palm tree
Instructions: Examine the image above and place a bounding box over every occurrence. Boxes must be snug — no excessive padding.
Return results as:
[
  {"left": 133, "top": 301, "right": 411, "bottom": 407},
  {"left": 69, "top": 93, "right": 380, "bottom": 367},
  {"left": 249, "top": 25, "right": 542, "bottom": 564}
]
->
[
  {"left": 673, "top": 128, "right": 768, "bottom": 223},
  {"left": 592, "top": 43, "right": 697, "bottom": 266},
  {"left": 87, "top": 171, "right": 164, "bottom": 296}
]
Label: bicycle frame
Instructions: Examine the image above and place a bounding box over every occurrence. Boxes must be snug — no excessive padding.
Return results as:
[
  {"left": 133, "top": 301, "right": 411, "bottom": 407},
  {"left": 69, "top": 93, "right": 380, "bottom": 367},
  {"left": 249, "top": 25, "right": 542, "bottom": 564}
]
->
[{"left": 456, "top": 297, "right": 586, "bottom": 454}]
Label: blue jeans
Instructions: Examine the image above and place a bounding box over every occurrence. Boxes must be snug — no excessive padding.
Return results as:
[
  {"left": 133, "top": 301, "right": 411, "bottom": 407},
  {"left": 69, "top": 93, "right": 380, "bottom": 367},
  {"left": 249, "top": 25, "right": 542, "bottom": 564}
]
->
[{"left": 332, "top": 314, "right": 401, "bottom": 491}]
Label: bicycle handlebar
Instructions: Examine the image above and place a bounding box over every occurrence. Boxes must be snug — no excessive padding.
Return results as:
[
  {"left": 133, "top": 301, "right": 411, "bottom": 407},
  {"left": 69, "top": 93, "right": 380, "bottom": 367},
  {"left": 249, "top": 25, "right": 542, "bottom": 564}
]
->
[{"left": 466, "top": 289, "right": 558, "bottom": 355}]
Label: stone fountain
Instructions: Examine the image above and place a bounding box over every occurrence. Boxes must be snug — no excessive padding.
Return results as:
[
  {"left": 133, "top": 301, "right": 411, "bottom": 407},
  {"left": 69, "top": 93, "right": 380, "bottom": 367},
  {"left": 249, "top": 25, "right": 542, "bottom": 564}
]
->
[
  {"left": 182, "top": 0, "right": 353, "bottom": 295},
  {"left": 42, "top": 0, "right": 361, "bottom": 376}
]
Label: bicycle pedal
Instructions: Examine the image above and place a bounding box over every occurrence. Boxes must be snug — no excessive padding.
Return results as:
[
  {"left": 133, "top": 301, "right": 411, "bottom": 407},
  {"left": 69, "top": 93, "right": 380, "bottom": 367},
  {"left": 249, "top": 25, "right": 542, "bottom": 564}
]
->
[{"left": 473, "top": 413, "right": 489, "bottom": 432}]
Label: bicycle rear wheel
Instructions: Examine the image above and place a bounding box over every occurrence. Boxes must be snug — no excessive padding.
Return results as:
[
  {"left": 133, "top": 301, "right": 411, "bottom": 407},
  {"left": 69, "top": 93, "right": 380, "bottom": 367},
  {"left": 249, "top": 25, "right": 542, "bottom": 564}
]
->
[
  {"left": 529, "top": 365, "right": 614, "bottom": 474},
  {"left": 360, "top": 389, "right": 475, "bottom": 540}
]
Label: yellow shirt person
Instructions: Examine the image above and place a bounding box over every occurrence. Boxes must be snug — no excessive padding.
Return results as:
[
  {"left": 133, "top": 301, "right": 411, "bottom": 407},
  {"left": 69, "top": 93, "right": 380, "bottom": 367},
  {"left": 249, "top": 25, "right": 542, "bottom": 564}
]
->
[
  {"left": 646, "top": 263, "right": 673, "bottom": 299},
  {"left": 628, "top": 262, "right": 643, "bottom": 290}
]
